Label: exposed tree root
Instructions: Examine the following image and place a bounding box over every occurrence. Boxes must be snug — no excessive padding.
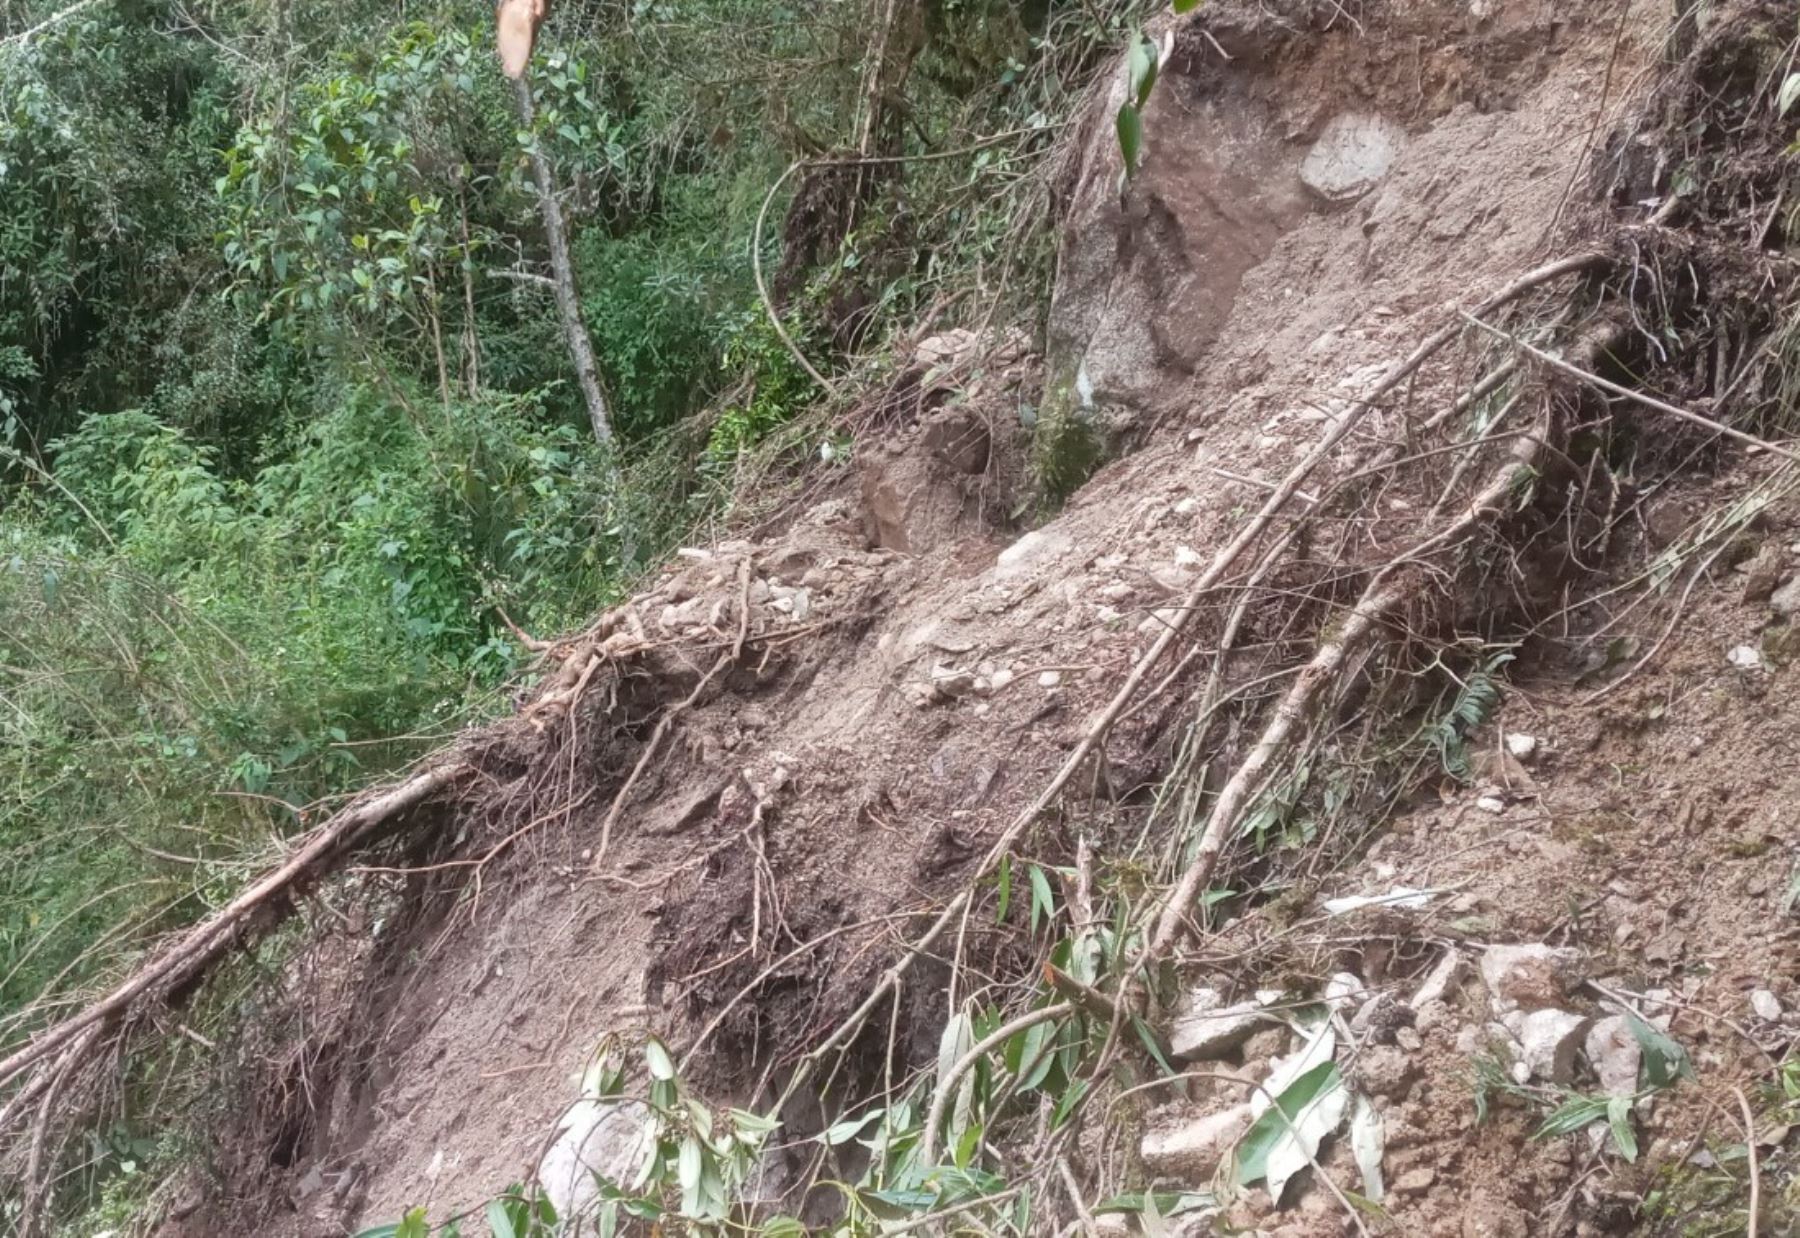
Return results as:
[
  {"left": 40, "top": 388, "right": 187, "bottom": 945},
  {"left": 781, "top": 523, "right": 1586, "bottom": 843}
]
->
[{"left": 776, "top": 250, "right": 1607, "bottom": 1110}]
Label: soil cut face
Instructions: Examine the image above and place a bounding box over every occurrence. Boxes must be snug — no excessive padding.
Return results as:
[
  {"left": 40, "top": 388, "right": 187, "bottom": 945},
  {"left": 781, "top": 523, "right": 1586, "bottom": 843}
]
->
[{"left": 152, "top": 1, "right": 1800, "bottom": 1235}]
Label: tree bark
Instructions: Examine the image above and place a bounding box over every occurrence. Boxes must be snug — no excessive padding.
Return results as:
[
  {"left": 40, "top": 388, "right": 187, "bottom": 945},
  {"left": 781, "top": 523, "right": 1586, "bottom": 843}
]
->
[{"left": 512, "top": 75, "right": 613, "bottom": 446}]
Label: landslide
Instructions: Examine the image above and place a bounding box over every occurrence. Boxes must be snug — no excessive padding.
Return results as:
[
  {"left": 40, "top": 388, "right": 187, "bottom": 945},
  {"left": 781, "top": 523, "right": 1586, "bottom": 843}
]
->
[{"left": 13, "top": 0, "right": 1800, "bottom": 1235}]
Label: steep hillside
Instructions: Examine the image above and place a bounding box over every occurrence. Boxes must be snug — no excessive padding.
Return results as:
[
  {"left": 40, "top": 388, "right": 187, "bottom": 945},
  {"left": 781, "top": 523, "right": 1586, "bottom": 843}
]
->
[{"left": 12, "top": 0, "right": 1800, "bottom": 1235}]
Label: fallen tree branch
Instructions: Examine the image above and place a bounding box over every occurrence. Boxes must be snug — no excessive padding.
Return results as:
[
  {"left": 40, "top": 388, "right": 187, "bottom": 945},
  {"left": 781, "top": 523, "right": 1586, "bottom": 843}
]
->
[{"left": 0, "top": 761, "right": 469, "bottom": 1091}]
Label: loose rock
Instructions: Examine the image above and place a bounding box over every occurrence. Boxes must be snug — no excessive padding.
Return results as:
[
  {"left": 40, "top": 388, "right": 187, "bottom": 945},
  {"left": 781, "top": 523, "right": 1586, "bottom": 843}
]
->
[
  {"left": 1356, "top": 1044, "right": 1418, "bottom": 1099},
  {"left": 1518, "top": 1009, "right": 1589, "bottom": 1084},
  {"left": 1583, "top": 1016, "right": 1641, "bottom": 1098},
  {"left": 1771, "top": 573, "right": 1800, "bottom": 618},
  {"left": 1169, "top": 988, "right": 1275, "bottom": 1062},
  {"left": 1479, "top": 943, "right": 1583, "bottom": 1011},
  {"left": 1392, "top": 1166, "right": 1436, "bottom": 1196},
  {"left": 1751, "top": 989, "right": 1784, "bottom": 1022},
  {"left": 1411, "top": 949, "right": 1467, "bottom": 1009},
  {"left": 1140, "top": 1101, "right": 1256, "bottom": 1179},
  {"left": 1743, "top": 543, "right": 1786, "bottom": 603},
  {"left": 538, "top": 1100, "right": 653, "bottom": 1221}
]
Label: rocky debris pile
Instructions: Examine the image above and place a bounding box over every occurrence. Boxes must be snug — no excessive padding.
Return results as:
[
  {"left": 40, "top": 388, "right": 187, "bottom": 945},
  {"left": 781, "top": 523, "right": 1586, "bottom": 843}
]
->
[{"left": 1131, "top": 926, "right": 1704, "bottom": 1232}]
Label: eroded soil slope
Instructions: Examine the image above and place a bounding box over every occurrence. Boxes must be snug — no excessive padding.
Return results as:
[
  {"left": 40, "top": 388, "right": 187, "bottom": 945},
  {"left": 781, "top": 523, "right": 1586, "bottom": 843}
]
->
[{"left": 163, "top": 1, "right": 1800, "bottom": 1234}]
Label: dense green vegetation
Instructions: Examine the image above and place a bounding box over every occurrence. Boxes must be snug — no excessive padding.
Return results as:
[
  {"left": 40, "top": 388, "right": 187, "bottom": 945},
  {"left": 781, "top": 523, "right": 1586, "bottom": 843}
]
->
[{"left": 0, "top": 0, "right": 1128, "bottom": 1223}]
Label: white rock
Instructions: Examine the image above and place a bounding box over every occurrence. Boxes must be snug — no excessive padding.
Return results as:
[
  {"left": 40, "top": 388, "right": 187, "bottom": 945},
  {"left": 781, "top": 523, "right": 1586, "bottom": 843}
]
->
[
  {"left": 1505, "top": 733, "right": 1538, "bottom": 760},
  {"left": 1325, "top": 972, "right": 1366, "bottom": 1012},
  {"left": 1299, "top": 113, "right": 1403, "bottom": 202},
  {"left": 995, "top": 529, "right": 1073, "bottom": 582},
  {"left": 539, "top": 1100, "right": 653, "bottom": 1221},
  {"left": 1037, "top": 670, "right": 1063, "bottom": 688},
  {"left": 1140, "top": 1102, "right": 1256, "bottom": 1178},
  {"left": 987, "top": 667, "right": 1015, "bottom": 691},
  {"left": 1751, "top": 989, "right": 1784, "bottom": 1022},
  {"left": 1518, "top": 1010, "right": 1590, "bottom": 1084},
  {"left": 1169, "top": 989, "right": 1272, "bottom": 1062},
  {"left": 1411, "top": 949, "right": 1466, "bottom": 1010},
  {"left": 1728, "top": 644, "right": 1763, "bottom": 669},
  {"left": 1475, "top": 795, "right": 1506, "bottom": 814},
  {"left": 1174, "top": 544, "right": 1203, "bottom": 568},
  {"left": 1771, "top": 574, "right": 1800, "bottom": 617},
  {"left": 1479, "top": 943, "right": 1583, "bottom": 1011},
  {"left": 1584, "top": 1016, "right": 1641, "bottom": 1098}
]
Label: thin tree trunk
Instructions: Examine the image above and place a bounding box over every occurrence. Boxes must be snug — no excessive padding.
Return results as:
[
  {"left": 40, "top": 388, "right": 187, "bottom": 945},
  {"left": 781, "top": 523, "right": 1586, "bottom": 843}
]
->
[
  {"left": 512, "top": 75, "right": 613, "bottom": 446},
  {"left": 456, "top": 181, "right": 481, "bottom": 397}
]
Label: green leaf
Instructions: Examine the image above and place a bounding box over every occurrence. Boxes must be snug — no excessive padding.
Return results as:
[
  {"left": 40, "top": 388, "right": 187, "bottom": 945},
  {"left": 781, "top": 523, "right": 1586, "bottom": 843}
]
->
[
  {"left": 761, "top": 1217, "right": 807, "bottom": 1237},
  {"left": 1028, "top": 865, "right": 1056, "bottom": 934},
  {"left": 821, "top": 1108, "right": 883, "bottom": 1146},
  {"left": 1235, "top": 1062, "right": 1347, "bottom": 1191},
  {"left": 1095, "top": 1191, "right": 1216, "bottom": 1216},
  {"left": 1116, "top": 103, "right": 1143, "bottom": 177},
  {"left": 645, "top": 1037, "right": 677, "bottom": 1081},
  {"left": 484, "top": 1200, "right": 517, "bottom": 1238},
  {"left": 1133, "top": 1016, "right": 1176, "bottom": 1078},
  {"left": 1607, "top": 1094, "right": 1639, "bottom": 1162},
  {"left": 1012, "top": 1020, "right": 1057, "bottom": 1093},
  {"left": 1051, "top": 1076, "right": 1091, "bottom": 1130},
  {"left": 1625, "top": 1014, "right": 1694, "bottom": 1089},
  {"left": 995, "top": 854, "right": 1012, "bottom": 923},
  {"left": 1780, "top": 71, "right": 1800, "bottom": 118},
  {"left": 1534, "top": 1093, "right": 1611, "bottom": 1139},
  {"left": 1127, "top": 33, "right": 1159, "bottom": 109},
  {"left": 1171, "top": 0, "right": 1204, "bottom": 12}
]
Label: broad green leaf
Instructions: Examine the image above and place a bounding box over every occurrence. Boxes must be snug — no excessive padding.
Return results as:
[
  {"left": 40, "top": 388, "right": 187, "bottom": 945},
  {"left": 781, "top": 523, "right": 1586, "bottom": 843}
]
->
[
  {"left": 1171, "top": 0, "right": 1204, "bottom": 12},
  {"left": 1095, "top": 1191, "right": 1217, "bottom": 1216},
  {"left": 1607, "top": 1094, "right": 1639, "bottom": 1162},
  {"left": 936, "top": 1011, "right": 972, "bottom": 1105},
  {"left": 1235, "top": 1062, "right": 1349, "bottom": 1198},
  {"left": 677, "top": 1134, "right": 704, "bottom": 1192},
  {"left": 1013, "top": 1020, "right": 1057, "bottom": 1093},
  {"left": 1116, "top": 104, "right": 1143, "bottom": 177},
  {"left": 1051, "top": 1076, "right": 1091, "bottom": 1130},
  {"left": 645, "top": 1037, "right": 677, "bottom": 1081},
  {"left": 820, "top": 1108, "right": 883, "bottom": 1146},
  {"left": 1134, "top": 1015, "right": 1176, "bottom": 1078},
  {"left": 1349, "top": 1095, "right": 1385, "bottom": 1202},
  {"left": 484, "top": 1200, "right": 518, "bottom": 1238},
  {"left": 1028, "top": 865, "right": 1055, "bottom": 934},
  {"left": 1534, "top": 1093, "right": 1611, "bottom": 1139},
  {"left": 1625, "top": 1014, "right": 1694, "bottom": 1089},
  {"left": 1127, "top": 34, "right": 1158, "bottom": 109},
  {"left": 1781, "top": 71, "right": 1800, "bottom": 118},
  {"left": 761, "top": 1217, "right": 807, "bottom": 1237},
  {"left": 995, "top": 853, "right": 1012, "bottom": 923}
]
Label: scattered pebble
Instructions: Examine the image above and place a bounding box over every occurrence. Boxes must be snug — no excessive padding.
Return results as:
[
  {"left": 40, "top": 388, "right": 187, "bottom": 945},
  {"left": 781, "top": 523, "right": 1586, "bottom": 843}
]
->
[
  {"left": 1751, "top": 989, "right": 1784, "bottom": 1022},
  {"left": 1505, "top": 732, "right": 1538, "bottom": 760},
  {"left": 1475, "top": 795, "right": 1506, "bottom": 814},
  {"left": 1728, "top": 644, "right": 1763, "bottom": 669},
  {"left": 1037, "top": 670, "right": 1063, "bottom": 688}
]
